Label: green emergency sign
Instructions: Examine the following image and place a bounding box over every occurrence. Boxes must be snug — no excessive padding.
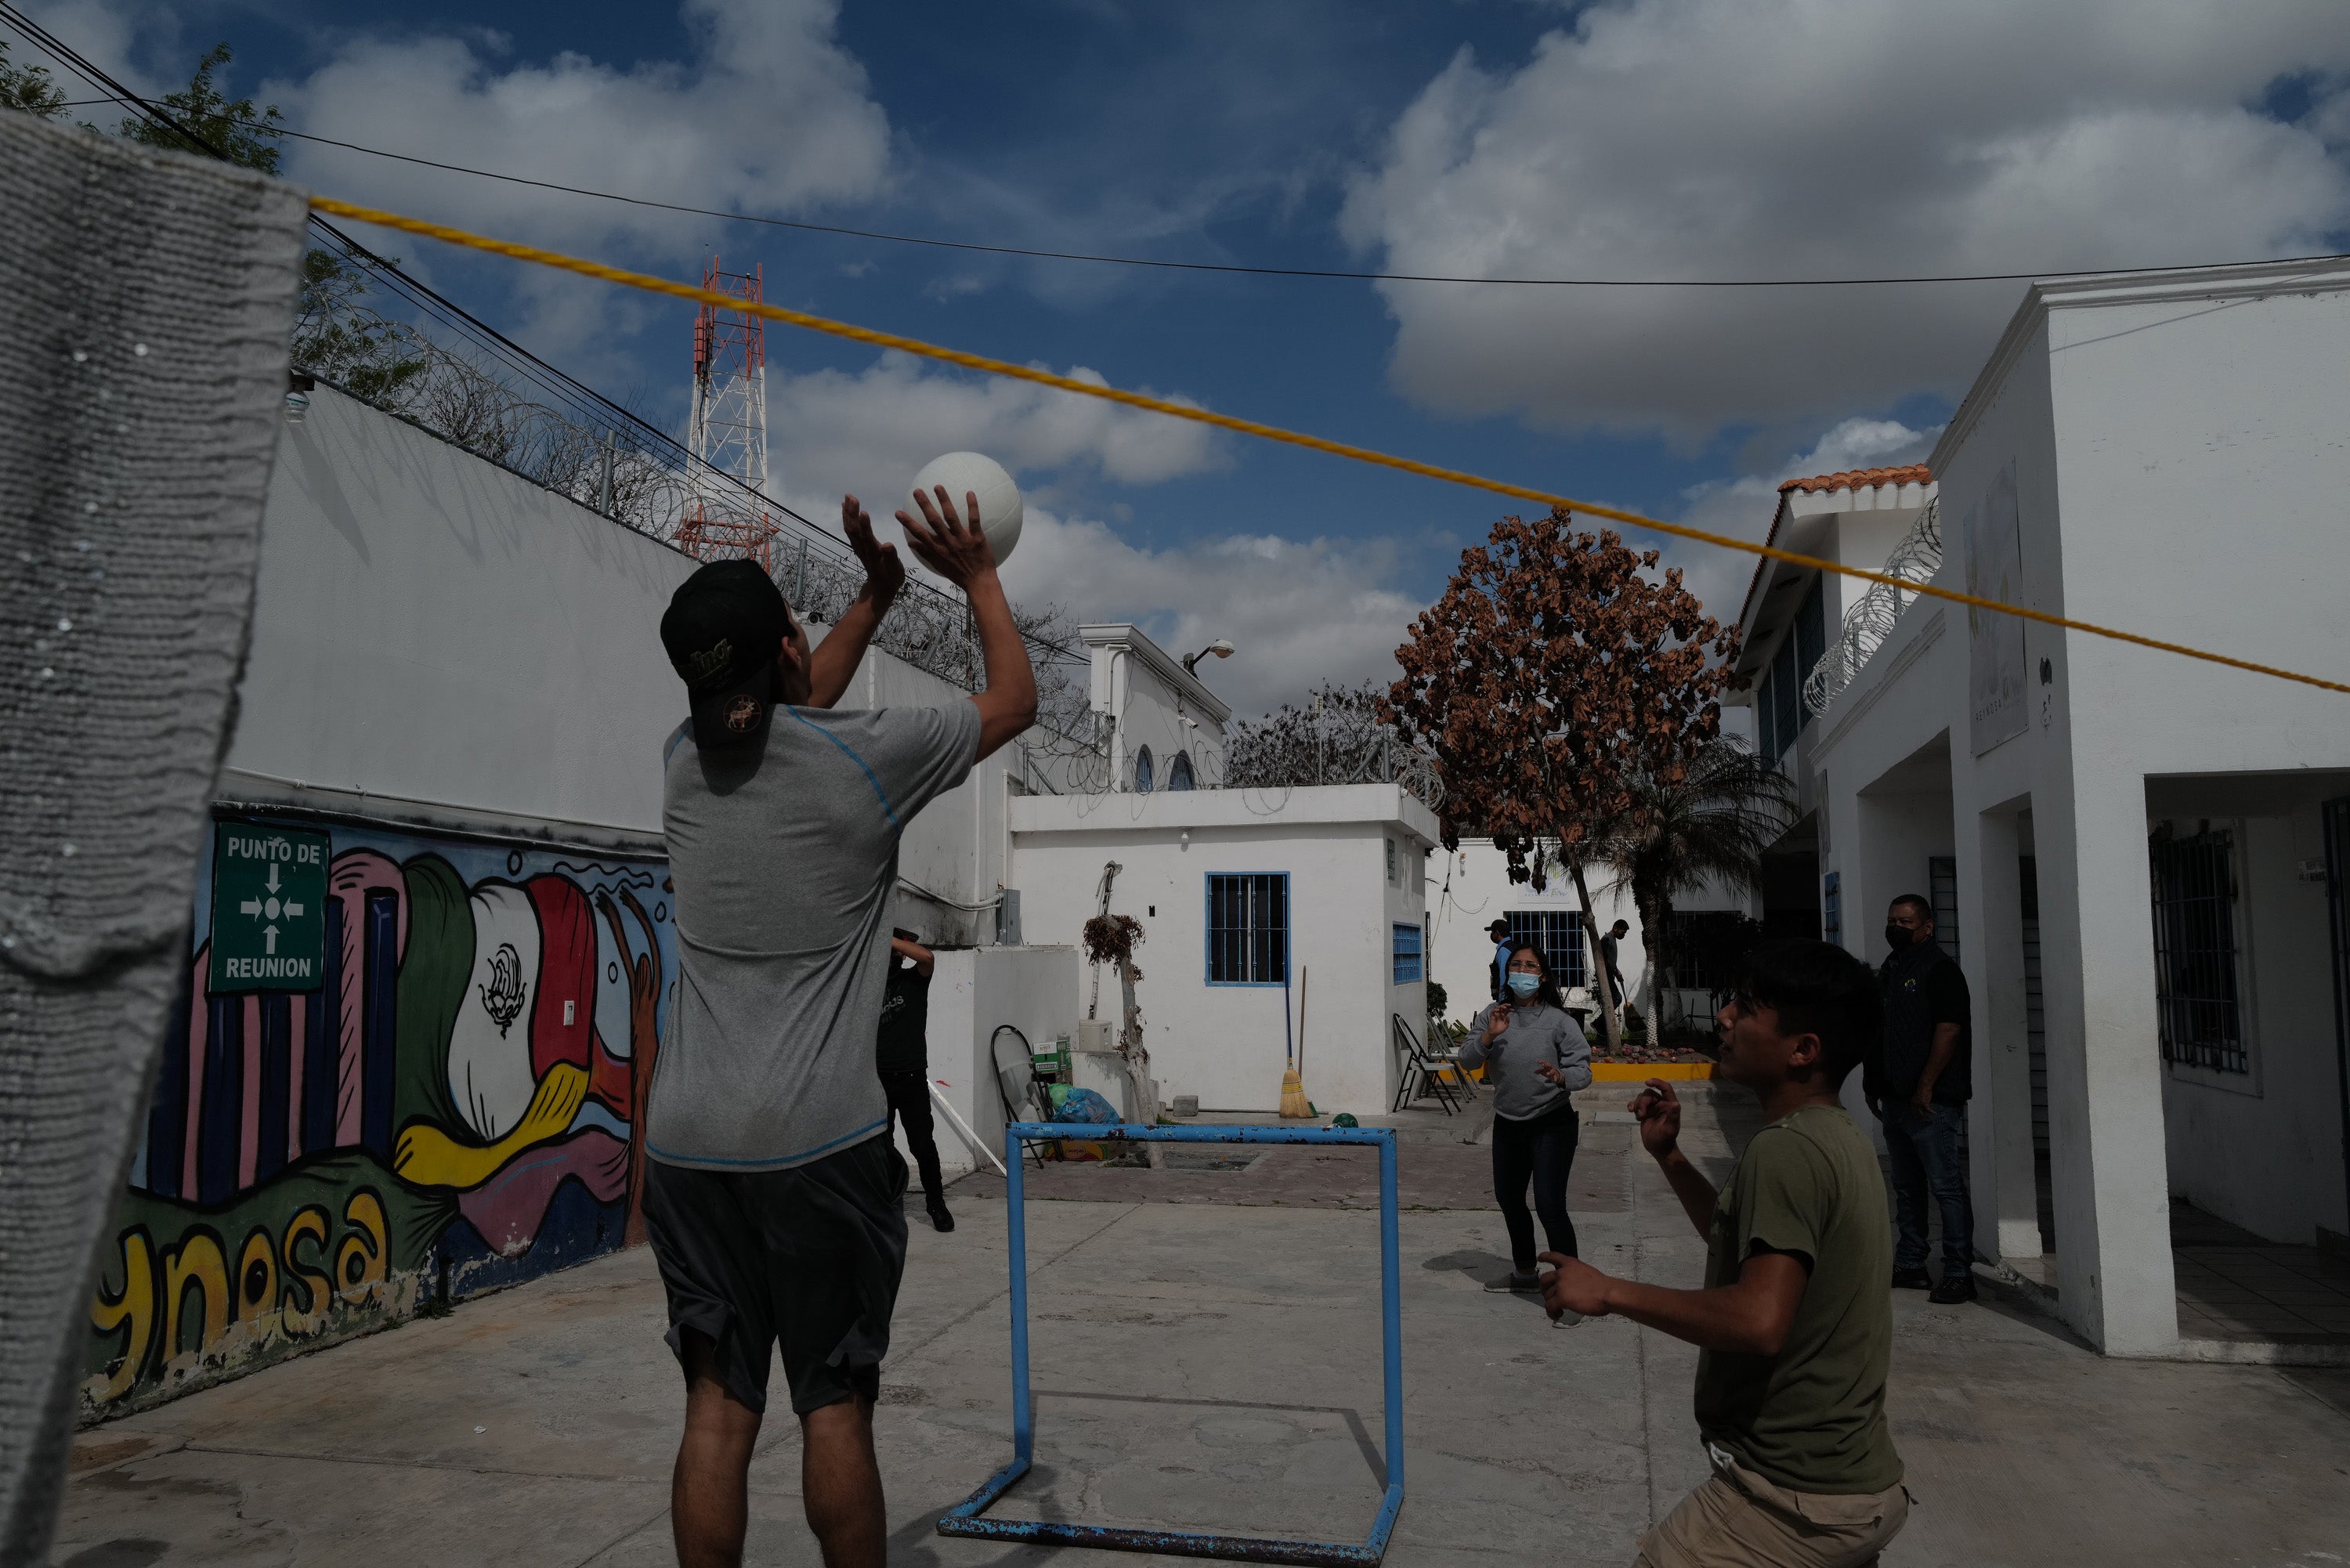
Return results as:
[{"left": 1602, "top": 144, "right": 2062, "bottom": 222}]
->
[{"left": 209, "top": 825, "right": 331, "bottom": 992}]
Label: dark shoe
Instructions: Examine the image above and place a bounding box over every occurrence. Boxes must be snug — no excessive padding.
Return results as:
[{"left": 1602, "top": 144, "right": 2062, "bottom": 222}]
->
[
  {"left": 927, "top": 1198, "right": 955, "bottom": 1234},
  {"left": 1484, "top": 1270, "right": 1541, "bottom": 1293},
  {"left": 1929, "top": 1270, "right": 1977, "bottom": 1304},
  {"left": 1892, "top": 1267, "right": 1932, "bottom": 1290}
]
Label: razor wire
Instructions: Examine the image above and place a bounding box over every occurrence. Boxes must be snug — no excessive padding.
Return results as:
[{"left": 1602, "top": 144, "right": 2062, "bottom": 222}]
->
[{"left": 1801, "top": 498, "right": 1943, "bottom": 717}]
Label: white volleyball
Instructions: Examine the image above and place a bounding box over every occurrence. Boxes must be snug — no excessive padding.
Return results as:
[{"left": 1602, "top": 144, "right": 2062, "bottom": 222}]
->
[{"left": 909, "top": 450, "right": 1022, "bottom": 566}]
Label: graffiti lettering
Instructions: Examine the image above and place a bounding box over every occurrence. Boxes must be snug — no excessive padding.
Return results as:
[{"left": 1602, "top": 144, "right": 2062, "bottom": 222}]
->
[{"left": 86, "top": 820, "right": 675, "bottom": 1414}]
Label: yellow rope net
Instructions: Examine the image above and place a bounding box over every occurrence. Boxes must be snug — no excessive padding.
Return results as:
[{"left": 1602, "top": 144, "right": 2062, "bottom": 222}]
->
[{"left": 308, "top": 194, "right": 2348, "bottom": 697}]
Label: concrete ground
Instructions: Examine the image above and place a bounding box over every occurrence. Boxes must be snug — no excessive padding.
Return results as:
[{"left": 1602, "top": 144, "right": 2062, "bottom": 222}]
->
[{"left": 54, "top": 1094, "right": 2350, "bottom": 1567}]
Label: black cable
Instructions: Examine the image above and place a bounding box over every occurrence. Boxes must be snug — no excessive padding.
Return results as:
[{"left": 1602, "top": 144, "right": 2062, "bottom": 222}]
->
[{"left": 44, "top": 85, "right": 2350, "bottom": 290}]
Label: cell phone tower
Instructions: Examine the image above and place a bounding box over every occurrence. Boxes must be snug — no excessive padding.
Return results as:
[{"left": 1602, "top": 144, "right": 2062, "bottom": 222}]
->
[{"left": 675, "top": 257, "right": 780, "bottom": 572}]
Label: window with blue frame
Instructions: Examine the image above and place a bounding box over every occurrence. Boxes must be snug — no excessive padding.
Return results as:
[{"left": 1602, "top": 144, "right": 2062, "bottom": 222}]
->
[
  {"left": 1167, "top": 752, "right": 1195, "bottom": 790},
  {"left": 1392, "top": 923, "right": 1423, "bottom": 985},
  {"left": 1822, "top": 870, "right": 1842, "bottom": 949},
  {"left": 1500, "top": 909, "right": 1587, "bottom": 992},
  {"left": 1133, "top": 745, "right": 1155, "bottom": 793},
  {"left": 1206, "top": 873, "right": 1288, "bottom": 985}
]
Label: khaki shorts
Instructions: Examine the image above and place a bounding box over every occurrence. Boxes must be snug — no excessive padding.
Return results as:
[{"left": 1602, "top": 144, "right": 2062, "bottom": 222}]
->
[{"left": 1635, "top": 1447, "right": 1908, "bottom": 1568}]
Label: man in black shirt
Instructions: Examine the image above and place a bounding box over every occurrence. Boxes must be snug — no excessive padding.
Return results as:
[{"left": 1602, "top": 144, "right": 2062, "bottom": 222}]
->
[
  {"left": 1864, "top": 894, "right": 1975, "bottom": 1303},
  {"left": 1597, "top": 919, "right": 1630, "bottom": 1014},
  {"left": 877, "top": 929, "right": 953, "bottom": 1232}
]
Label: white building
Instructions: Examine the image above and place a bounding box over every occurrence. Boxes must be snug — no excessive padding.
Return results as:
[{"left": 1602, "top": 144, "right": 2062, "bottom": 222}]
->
[{"left": 1737, "top": 257, "right": 2350, "bottom": 1356}]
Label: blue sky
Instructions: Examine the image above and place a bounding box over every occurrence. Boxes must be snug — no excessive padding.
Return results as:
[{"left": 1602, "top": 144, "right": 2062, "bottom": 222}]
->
[{"left": 20, "top": 0, "right": 2350, "bottom": 713}]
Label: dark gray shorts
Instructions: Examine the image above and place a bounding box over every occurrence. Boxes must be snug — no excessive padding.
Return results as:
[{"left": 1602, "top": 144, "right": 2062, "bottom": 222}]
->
[{"left": 643, "top": 1135, "right": 909, "bottom": 1416}]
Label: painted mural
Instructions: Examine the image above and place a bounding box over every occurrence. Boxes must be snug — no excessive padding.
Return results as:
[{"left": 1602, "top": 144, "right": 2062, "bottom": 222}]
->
[{"left": 83, "top": 816, "right": 676, "bottom": 1414}]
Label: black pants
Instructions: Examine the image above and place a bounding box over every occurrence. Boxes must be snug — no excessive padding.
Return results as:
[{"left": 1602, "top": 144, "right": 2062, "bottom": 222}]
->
[
  {"left": 1491, "top": 1103, "right": 1579, "bottom": 1268},
  {"left": 879, "top": 1068, "right": 945, "bottom": 1204}
]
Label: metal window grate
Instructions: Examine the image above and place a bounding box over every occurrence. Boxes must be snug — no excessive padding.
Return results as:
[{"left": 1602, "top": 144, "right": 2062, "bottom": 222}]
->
[
  {"left": 1502, "top": 909, "right": 1587, "bottom": 992},
  {"left": 1929, "top": 855, "right": 1961, "bottom": 967},
  {"left": 1392, "top": 923, "right": 1423, "bottom": 985},
  {"left": 2149, "top": 828, "right": 2245, "bottom": 1073},
  {"left": 1822, "top": 870, "right": 1842, "bottom": 950},
  {"left": 1206, "top": 873, "right": 1288, "bottom": 985}
]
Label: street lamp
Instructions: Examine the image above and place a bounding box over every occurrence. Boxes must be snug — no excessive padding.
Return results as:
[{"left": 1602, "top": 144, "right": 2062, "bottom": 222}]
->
[{"left": 1182, "top": 638, "right": 1235, "bottom": 676}]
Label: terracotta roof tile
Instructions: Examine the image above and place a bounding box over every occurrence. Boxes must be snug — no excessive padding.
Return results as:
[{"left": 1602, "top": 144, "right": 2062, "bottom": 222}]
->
[{"left": 1777, "top": 463, "right": 1932, "bottom": 495}]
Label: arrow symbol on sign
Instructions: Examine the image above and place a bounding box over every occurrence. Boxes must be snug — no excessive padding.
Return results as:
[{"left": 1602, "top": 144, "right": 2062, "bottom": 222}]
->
[
  {"left": 240, "top": 898, "right": 262, "bottom": 918},
  {"left": 262, "top": 923, "right": 279, "bottom": 955},
  {"left": 284, "top": 901, "right": 304, "bottom": 918},
  {"left": 266, "top": 862, "right": 282, "bottom": 894}
]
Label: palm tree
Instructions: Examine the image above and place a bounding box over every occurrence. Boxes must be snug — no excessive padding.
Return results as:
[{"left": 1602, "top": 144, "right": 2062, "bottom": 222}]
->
[{"left": 1595, "top": 738, "right": 1794, "bottom": 1046}]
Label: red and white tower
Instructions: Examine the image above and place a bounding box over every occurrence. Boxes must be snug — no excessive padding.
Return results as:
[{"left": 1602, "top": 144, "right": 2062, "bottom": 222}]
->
[{"left": 675, "top": 258, "right": 779, "bottom": 570}]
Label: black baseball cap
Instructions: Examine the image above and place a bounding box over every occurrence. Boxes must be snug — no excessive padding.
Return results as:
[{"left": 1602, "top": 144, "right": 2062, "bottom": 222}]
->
[
  {"left": 660, "top": 559, "right": 792, "bottom": 748},
  {"left": 1486, "top": 919, "right": 1512, "bottom": 934}
]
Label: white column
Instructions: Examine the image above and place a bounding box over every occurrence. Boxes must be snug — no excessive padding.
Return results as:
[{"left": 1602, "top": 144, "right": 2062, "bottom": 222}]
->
[
  {"left": 2040, "top": 762, "right": 2179, "bottom": 1353},
  {"left": 1972, "top": 807, "right": 2042, "bottom": 1262}
]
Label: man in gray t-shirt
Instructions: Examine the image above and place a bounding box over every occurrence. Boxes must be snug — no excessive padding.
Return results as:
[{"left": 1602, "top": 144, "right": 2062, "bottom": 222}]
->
[{"left": 645, "top": 489, "right": 1036, "bottom": 1568}]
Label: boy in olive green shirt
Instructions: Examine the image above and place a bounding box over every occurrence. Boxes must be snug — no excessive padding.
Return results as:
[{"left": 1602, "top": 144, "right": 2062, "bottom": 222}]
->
[{"left": 1542, "top": 940, "right": 1907, "bottom": 1567}]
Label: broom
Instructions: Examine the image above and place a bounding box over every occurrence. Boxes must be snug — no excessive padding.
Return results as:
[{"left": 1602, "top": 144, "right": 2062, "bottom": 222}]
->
[{"left": 1280, "top": 965, "right": 1313, "bottom": 1118}]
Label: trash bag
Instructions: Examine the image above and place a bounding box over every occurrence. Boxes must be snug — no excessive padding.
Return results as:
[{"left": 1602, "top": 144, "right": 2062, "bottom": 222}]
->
[
  {"left": 1329, "top": 1112, "right": 1360, "bottom": 1129},
  {"left": 1050, "top": 1086, "right": 1122, "bottom": 1125}
]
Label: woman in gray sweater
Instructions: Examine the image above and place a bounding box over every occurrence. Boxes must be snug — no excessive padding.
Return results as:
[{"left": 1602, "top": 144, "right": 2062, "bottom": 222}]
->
[{"left": 1458, "top": 945, "right": 1593, "bottom": 1292}]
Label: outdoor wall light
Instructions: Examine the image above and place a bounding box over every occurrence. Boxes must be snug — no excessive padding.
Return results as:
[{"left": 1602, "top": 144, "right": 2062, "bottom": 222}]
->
[
  {"left": 285, "top": 370, "right": 316, "bottom": 425},
  {"left": 1181, "top": 638, "right": 1236, "bottom": 675}
]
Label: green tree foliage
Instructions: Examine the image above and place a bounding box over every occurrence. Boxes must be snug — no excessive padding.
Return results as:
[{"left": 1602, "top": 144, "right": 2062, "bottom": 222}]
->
[
  {"left": 0, "top": 38, "right": 70, "bottom": 119},
  {"left": 119, "top": 42, "right": 283, "bottom": 172},
  {"left": 1592, "top": 739, "right": 1791, "bottom": 1042},
  {"left": 291, "top": 247, "right": 429, "bottom": 400}
]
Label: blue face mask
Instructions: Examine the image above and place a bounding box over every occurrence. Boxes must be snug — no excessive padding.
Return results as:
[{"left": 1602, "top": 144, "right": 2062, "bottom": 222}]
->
[{"left": 1506, "top": 972, "right": 1541, "bottom": 999}]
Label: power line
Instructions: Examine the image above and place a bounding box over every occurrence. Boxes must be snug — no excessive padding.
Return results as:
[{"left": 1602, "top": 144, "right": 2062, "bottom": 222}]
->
[
  {"left": 42, "top": 90, "right": 2350, "bottom": 291},
  {"left": 1, "top": 6, "right": 1090, "bottom": 677}
]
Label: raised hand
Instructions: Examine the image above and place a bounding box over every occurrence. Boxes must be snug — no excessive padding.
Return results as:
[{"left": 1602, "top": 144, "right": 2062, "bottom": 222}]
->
[
  {"left": 895, "top": 485, "right": 998, "bottom": 591},
  {"left": 1630, "top": 1077, "right": 1682, "bottom": 1162},
  {"left": 1482, "top": 1003, "right": 1512, "bottom": 1045},
  {"left": 842, "top": 493, "right": 904, "bottom": 604}
]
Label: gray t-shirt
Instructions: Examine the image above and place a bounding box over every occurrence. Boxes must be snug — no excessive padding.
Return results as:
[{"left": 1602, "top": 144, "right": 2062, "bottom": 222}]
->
[
  {"left": 1459, "top": 1001, "right": 1592, "bottom": 1120},
  {"left": 646, "top": 699, "right": 982, "bottom": 1171}
]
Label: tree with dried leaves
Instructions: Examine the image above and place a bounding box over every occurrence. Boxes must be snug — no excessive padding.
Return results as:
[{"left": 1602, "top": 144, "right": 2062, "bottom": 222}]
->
[{"left": 1386, "top": 506, "right": 1738, "bottom": 1054}]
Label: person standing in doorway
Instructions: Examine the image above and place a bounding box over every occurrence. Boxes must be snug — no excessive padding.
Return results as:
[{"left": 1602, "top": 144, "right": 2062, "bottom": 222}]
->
[
  {"left": 645, "top": 486, "right": 1036, "bottom": 1568},
  {"left": 1598, "top": 918, "right": 1632, "bottom": 1017},
  {"left": 877, "top": 928, "right": 953, "bottom": 1233},
  {"left": 1459, "top": 945, "right": 1593, "bottom": 1293},
  {"left": 1866, "top": 894, "right": 1976, "bottom": 1303},
  {"left": 1539, "top": 940, "right": 1907, "bottom": 1566},
  {"left": 1487, "top": 918, "right": 1515, "bottom": 1002}
]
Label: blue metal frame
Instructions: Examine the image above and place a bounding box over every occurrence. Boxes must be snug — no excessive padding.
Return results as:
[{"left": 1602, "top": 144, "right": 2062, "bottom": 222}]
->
[
  {"left": 1390, "top": 923, "right": 1423, "bottom": 985},
  {"left": 937, "top": 1122, "right": 1405, "bottom": 1566},
  {"left": 1205, "top": 871, "right": 1291, "bottom": 988}
]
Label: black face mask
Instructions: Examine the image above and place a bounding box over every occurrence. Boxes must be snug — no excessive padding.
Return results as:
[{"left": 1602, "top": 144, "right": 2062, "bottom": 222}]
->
[{"left": 1884, "top": 923, "right": 1913, "bottom": 951}]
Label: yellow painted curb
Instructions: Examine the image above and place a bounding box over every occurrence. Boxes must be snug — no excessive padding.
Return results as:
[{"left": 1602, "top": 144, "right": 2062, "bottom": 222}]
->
[{"left": 1591, "top": 1062, "right": 1715, "bottom": 1081}]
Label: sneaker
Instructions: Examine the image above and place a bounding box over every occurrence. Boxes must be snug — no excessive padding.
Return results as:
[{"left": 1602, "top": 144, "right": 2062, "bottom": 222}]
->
[
  {"left": 1929, "top": 1270, "right": 1977, "bottom": 1305},
  {"left": 927, "top": 1198, "right": 956, "bottom": 1234},
  {"left": 1484, "top": 1270, "right": 1542, "bottom": 1293},
  {"left": 1891, "top": 1267, "right": 1932, "bottom": 1290}
]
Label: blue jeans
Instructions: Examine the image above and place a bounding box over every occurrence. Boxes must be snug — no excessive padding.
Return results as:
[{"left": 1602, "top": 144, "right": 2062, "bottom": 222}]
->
[{"left": 1882, "top": 1101, "right": 1973, "bottom": 1274}]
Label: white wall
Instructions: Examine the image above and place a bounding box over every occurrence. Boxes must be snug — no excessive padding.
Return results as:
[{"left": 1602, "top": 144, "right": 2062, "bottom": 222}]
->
[
  {"left": 1010, "top": 786, "right": 1436, "bottom": 1117},
  {"left": 920, "top": 945, "right": 1081, "bottom": 1177},
  {"left": 229, "top": 385, "right": 696, "bottom": 841},
  {"left": 1429, "top": 840, "right": 1644, "bottom": 1024},
  {"left": 1082, "top": 623, "right": 1231, "bottom": 793}
]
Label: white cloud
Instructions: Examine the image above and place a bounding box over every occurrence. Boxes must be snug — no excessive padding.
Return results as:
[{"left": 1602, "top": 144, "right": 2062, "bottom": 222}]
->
[
  {"left": 1340, "top": 0, "right": 2350, "bottom": 437},
  {"left": 1667, "top": 415, "right": 1940, "bottom": 626},
  {"left": 767, "top": 352, "right": 1229, "bottom": 514},
  {"left": 995, "top": 509, "right": 1423, "bottom": 718},
  {"left": 269, "top": 0, "right": 891, "bottom": 258}
]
